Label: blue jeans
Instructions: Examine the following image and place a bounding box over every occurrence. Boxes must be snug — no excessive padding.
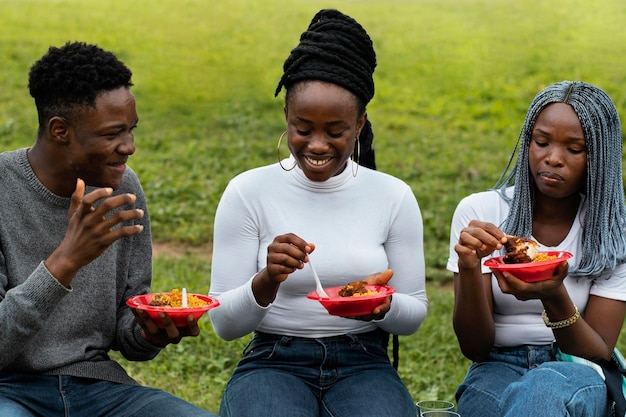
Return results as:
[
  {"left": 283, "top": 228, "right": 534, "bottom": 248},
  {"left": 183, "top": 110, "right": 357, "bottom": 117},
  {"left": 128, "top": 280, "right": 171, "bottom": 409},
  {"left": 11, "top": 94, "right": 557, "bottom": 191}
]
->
[
  {"left": 456, "top": 344, "right": 609, "bottom": 417},
  {"left": 219, "top": 330, "right": 415, "bottom": 417},
  {"left": 0, "top": 372, "right": 216, "bottom": 417}
]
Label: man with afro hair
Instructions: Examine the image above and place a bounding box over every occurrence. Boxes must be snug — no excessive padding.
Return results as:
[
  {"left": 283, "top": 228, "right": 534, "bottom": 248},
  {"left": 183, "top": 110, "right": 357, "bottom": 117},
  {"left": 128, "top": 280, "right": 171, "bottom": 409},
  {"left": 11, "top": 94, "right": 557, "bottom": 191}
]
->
[{"left": 0, "top": 41, "right": 216, "bottom": 416}]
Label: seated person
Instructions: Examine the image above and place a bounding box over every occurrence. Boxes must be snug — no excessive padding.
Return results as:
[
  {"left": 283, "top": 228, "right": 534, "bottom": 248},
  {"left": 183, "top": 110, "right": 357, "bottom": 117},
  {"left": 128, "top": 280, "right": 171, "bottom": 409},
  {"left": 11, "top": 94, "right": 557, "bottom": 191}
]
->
[
  {"left": 448, "top": 81, "right": 626, "bottom": 417},
  {"left": 209, "top": 9, "right": 428, "bottom": 417},
  {"left": 0, "top": 41, "right": 215, "bottom": 416}
]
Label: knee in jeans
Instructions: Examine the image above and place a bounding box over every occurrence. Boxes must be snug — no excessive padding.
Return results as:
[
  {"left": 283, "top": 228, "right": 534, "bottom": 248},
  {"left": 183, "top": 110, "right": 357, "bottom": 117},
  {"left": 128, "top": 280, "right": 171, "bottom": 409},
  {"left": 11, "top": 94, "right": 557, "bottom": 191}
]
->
[
  {"left": 457, "top": 383, "right": 501, "bottom": 415},
  {"left": 504, "top": 364, "right": 607, "bottom": 403}
]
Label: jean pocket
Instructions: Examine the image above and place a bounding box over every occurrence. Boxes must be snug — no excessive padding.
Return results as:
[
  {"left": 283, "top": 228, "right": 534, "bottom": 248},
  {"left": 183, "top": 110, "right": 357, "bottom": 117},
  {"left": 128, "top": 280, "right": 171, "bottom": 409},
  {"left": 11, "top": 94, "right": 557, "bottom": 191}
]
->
[
  {"left": 242, "top": 336, "right": 281, "bottom": 361},
  {"left": 355, "top": 337, "right": 389, "bottom": 361}
]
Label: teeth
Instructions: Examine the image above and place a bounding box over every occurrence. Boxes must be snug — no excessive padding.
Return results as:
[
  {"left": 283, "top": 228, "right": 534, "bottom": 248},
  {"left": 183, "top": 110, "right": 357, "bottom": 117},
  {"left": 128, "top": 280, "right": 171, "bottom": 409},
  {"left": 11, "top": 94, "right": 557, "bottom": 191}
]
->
[{"left": 307, "top": 157, "right": 329, "bottom": 166}]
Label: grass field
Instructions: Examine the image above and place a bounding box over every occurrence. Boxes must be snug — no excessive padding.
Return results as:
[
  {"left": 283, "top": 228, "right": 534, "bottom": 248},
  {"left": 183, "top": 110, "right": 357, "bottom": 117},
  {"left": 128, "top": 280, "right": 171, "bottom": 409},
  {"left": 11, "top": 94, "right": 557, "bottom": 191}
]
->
[{"left": 2, "top": 0, "right": 626, "bottom": 413}]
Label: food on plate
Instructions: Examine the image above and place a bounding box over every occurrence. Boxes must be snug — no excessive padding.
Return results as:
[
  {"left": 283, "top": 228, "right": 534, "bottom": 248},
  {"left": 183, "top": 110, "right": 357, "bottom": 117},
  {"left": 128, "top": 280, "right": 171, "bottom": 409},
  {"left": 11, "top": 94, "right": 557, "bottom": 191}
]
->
[
  {"left": 338, "top": 280, "right": 380, "bottom": 297},
  {"left": 503, "top": 236, "right": 557, "bottom": 264},
  {"left": 148, "top": 293, "right": 172, "bottom": 306},
  {"left": 148, "top": 289, "right": 208, "bottom": 308},
  {"left": 532, "top": 252, "right": 559, "bottom": 262},
  {"left": 503, "top": 236, "right": 539, "bottom": 263}
]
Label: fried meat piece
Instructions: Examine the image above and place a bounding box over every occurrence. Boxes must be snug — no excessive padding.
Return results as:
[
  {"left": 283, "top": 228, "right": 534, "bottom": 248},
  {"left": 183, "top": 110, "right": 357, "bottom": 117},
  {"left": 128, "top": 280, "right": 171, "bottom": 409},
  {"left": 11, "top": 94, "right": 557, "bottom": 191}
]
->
[
  {"left": 503, "top": 236, "right": 539, "bottom": 264},
  {"left": 338, "top": 280, "right": 370, "bottom": 297}
]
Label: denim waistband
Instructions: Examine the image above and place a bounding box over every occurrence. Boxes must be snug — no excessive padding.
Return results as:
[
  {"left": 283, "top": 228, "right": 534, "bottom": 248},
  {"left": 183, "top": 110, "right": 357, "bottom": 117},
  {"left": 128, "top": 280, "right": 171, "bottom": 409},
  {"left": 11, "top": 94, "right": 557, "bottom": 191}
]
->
[
  {"left": 492, "top": 343, "right": 556, "bottom": 354},
  {"left": 490, "top": 343, "right": 557, "bottom": 369},
  {"left": 254, "top": 329, "right": 385, "bottom": 345}
]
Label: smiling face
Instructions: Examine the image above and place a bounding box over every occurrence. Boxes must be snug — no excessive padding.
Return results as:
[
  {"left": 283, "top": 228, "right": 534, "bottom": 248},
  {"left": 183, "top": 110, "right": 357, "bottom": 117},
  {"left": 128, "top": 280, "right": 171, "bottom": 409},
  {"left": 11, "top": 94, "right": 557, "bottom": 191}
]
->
[
  {"left": 64, "top": 87, "right": 138, "bottom": 190},
  {"left": 284, "top": 81, "right": 366, "bottom": 182},
  {"left": 528, "top": 102, "right": 587, "bottom": 199}
]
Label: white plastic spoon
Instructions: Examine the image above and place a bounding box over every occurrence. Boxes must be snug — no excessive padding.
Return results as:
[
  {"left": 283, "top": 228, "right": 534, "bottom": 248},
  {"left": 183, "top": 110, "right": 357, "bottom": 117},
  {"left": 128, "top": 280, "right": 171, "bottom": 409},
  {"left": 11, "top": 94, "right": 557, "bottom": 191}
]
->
[
  {"left": 308, "top": 258, "right": 329, "bottom": 298},
  {"left": 182, "top": 287, "right": 188, "bottom": 308}
]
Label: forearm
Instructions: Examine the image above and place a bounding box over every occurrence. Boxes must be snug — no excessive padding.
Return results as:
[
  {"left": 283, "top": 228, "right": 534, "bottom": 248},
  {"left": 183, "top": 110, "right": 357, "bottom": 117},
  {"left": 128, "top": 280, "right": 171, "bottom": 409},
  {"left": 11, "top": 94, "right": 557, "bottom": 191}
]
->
[
  {"left": 543, "top": 291, "right": 622, "bottom": 360},
  {"left": 374, "top": 292, "right": 427, "bottom": 335},
  {"left": 210, "top": 276, "right": 270, "bottom": 341},
  {"left": 551, "top": 319, "right": 611, "bottom": 359},
  {"left": 251, "top": 268, "right": 281, "bottom": 307},
  {"left": 0, "top": 263, "right": 70, "bottom": 369},
  {"left": 116, "top": 316, "right": 162, "bottom": 361},
  {"left": 453, "top": 269, "right": 495, "bottom": 362}
]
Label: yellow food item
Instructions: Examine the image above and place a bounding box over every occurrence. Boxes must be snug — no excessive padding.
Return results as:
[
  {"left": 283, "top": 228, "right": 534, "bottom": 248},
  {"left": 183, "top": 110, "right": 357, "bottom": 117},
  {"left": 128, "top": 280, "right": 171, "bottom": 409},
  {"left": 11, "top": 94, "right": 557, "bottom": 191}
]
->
[
  {"left": 532, "top": 253, "right": 558, "bottom": 263},
  {"left": 351, "top": 290, "right": 380, "bottom": 297},
  {"left": 148, "top": 289, "right": 208, "bottom": 308}
]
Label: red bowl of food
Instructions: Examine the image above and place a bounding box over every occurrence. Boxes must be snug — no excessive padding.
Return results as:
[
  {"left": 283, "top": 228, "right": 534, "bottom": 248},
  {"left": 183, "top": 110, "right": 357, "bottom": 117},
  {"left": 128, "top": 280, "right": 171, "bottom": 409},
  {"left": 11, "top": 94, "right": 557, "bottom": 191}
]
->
[
  {"left": 307, "top": 285, "right": 395, "bottom": 317},
  {"left": 483, "top": 251, "right": 572, "bottom": 282},
  {"left": 126, "top": 291, "right": 220, "bottom": 327}
]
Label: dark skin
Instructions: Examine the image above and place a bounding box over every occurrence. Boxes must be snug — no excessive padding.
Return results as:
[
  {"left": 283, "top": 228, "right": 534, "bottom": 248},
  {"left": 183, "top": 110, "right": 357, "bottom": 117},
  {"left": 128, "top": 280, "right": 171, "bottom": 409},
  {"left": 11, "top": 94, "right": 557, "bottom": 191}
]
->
[
  {"left": 252, "top": 81, "right": 392, "bottom": 320},
  {"left": 28, "top": 87, "right": 198, "bottom": 346},
  {"left": 453, "top": 103, "right": 626, "bottom": 362}
]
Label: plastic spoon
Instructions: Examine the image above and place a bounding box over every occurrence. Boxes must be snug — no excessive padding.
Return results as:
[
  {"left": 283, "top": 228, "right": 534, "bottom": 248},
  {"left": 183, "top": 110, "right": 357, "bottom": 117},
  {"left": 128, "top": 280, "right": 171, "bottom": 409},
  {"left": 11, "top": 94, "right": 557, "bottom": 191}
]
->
[
  {"left": 308, "top": 258, "right": 329, "bottom": 298},
  {"left": 182, "top": 287, "right": 188, "bottom": 308}
]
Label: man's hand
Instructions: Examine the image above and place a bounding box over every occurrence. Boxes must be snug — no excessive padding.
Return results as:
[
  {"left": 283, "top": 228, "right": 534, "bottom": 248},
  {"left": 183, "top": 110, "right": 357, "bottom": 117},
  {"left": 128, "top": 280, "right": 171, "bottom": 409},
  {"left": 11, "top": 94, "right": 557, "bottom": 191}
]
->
[
  {"left": 45, "top": 178, "right": 145, "bottom": 287},
  {"left": 131, "top": 308, "right": 201, "bottom": 347}
]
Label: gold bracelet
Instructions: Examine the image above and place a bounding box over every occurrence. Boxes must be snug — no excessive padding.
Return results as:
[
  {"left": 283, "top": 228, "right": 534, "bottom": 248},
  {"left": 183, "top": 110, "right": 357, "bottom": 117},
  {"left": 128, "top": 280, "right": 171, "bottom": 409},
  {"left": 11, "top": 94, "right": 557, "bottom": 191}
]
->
[{"left": 542, "top": 306, "right": 580, "bottom": 329}]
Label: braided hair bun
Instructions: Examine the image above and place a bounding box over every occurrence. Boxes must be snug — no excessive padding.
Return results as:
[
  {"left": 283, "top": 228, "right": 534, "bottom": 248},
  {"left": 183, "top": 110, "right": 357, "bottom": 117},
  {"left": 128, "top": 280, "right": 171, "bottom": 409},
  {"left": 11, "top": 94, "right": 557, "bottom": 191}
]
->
[{"left": 275, "top": 9, "right": 378, "bottom": 169}]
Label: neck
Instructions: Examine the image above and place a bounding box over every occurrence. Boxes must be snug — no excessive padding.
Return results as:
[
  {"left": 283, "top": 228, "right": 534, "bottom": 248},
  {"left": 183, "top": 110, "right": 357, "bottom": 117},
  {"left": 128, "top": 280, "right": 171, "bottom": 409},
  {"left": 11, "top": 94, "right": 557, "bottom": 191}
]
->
[
  {"left": 27, "top": 143, "right": 76, "bottom": 197},
  {"left": 532, "top": 191, "right": 581, "bottom": 246}
]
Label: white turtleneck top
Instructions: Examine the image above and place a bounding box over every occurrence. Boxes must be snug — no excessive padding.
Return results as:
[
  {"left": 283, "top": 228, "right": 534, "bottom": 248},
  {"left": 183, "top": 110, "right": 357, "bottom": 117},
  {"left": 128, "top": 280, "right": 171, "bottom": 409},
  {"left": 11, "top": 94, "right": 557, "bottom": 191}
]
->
[{"left": 209, "top": 158, "right": 427, "bottom": 340}]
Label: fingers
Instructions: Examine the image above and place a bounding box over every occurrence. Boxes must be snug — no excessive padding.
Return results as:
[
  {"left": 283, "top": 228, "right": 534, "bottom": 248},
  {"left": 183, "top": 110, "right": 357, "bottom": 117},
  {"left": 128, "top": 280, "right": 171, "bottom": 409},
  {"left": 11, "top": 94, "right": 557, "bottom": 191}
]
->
[
  {"left": 79, "top": 185, "right": 114, "bottom": 215},
  {"left": 132, "top": 309, "right": 200, "bottom": 347},
  {"left": 83, "top": 191, "right": 145, "bottom": 240},
  {"left": 89, "top": 191, "right": 139, "bottom": 218},
  {"left": 365, "top": 269, "right": 393, "bottom": 285},
  {"left": 100, "top": 207, "right": 145, "bottom": 238},
  {"left": 69, "top": 178, "right": 86, "bottom": 218},
  {"left": 456, "top": 221, "right": 506, "bottom": 263},
  {"left": 158, "top": 313, "right": 183, "bottom": 341},
  {"left": 494, "top": 265, "right": 568, "bottom": 302},
  {"left": 182, "top": 315, "right": 201, "bottom": 337},
  {"left": 133, "top": 308, "right": 161, "bottom": 335},
  {"left": 50, "top": 186, "right": 145, "bottom": 284},
  {"left": 553, "top": 261, "right": 569, "bottom": 279},
  {"left": 371, "top": 297, "right": 391, "bottom": 316},
  {"left": 266, "top": 233, "right": 312, "bottom": 282},
  {"left": 304, "top": 242, "right": 316, "bottom": 258},
  {"left": 73, "top": 183, "right": 143, "bottom": 229},
  {"left": 377, "top": 269, "right": 393, "bottom": 284}
]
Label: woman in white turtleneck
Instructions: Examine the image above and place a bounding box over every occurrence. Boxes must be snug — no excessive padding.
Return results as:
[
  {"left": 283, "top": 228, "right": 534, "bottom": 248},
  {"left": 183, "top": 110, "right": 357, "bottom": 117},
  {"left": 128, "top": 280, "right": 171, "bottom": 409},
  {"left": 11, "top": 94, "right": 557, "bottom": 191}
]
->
[{"left": 209, "top": 9, "right": 427, "bottom": 417}]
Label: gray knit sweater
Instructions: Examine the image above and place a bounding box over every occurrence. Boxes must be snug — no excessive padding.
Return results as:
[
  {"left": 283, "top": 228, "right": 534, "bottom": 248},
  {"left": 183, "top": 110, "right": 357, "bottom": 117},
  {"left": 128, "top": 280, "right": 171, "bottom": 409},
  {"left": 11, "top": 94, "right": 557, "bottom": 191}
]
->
[{"left": 0, "top": 148, "right": 160, "bottom": 384}]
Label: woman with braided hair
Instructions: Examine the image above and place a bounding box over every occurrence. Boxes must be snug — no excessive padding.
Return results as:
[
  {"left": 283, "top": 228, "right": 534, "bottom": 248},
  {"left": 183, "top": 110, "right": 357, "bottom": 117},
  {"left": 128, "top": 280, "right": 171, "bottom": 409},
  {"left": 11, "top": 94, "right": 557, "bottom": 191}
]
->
[
  {"left": 209, "top": 8, "right": 426, "bottom": 417},
  {"left": 448, "top": 81, "right": 626, "bottom": 416}
]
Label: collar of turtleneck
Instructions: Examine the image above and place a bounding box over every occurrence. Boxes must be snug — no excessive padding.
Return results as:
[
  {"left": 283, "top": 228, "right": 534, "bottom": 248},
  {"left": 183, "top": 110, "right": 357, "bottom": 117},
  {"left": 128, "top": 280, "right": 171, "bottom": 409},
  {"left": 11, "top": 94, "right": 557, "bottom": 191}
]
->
[{"left": 282, "top": 155, "right": 356, "bottom": 191}]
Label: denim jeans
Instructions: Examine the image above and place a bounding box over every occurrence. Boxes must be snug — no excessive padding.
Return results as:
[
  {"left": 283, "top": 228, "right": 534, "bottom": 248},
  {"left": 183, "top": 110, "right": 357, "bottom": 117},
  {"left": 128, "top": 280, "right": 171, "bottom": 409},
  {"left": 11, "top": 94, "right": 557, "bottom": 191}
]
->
[
  {"left": 455, "top": 344, "right": 609, "bottom": 417},
  {"left": 219, "top": 330, "right": 415, "bottom": 417},
  {"left": 0, "top": 372, "right": 216, "bottom": 417}
]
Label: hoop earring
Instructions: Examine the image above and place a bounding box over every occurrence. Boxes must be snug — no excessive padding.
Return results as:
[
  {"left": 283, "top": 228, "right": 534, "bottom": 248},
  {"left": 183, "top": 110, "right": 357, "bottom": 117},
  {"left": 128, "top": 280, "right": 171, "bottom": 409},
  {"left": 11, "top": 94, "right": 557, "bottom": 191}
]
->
[
  {"left": 351, "top": 137, "right": 360, "bottom": 177},
  {"left": 277, "top": 131, "right": 296, "bottom": 171}
]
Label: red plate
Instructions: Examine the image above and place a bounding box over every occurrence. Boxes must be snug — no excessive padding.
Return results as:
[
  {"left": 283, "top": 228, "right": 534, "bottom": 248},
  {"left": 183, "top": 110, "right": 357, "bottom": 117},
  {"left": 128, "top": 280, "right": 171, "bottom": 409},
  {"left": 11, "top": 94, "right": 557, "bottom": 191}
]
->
[
  {"left": 307, "top": 285, "right": 395, "bottom": 317},
  {"left": 126, "top": 293, "right": 220, "bottom": 327},
  {"left": 483, "top": 251, "right": 572, "bottom": 282}
]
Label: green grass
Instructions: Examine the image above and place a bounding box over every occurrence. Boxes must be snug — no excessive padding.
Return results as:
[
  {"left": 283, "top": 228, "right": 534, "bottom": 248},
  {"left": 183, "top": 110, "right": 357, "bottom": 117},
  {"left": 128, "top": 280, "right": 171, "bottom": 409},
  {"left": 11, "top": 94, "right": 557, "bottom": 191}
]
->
[{"left": 2, "top": 0, "right": 626, "bottom": 413}]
